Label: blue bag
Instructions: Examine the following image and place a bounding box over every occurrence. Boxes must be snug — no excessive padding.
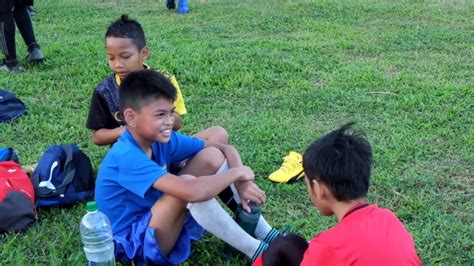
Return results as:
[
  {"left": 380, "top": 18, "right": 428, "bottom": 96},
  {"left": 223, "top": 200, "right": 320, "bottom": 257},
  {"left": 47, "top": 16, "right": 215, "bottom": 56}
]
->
[
  {"left": 31, "top": 144, "right": 95, "bottom": 207},
  {"left": 0, "top": 88, "right": 27, "bottom": 123},
  {"left": 0, "top": 148, "right": 19, "bottom": 163}
]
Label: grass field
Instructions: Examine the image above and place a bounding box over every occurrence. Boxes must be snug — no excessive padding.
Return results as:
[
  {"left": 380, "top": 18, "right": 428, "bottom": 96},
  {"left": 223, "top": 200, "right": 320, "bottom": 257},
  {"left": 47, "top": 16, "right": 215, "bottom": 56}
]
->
[{"left": 1, "top": 0, "right": 473, "bottom": 264}]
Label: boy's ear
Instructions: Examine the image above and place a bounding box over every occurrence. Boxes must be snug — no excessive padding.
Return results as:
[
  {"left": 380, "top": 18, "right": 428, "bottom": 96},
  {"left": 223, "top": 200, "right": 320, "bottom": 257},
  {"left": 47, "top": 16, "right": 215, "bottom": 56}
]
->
[
  {"left": 306, "top": 177, "right": 318, "bottom": 198},
  {"left": 140, "top": 46, "right": 150, "bottom": 60},
  {"left": 317, "top": 181, "right": 333, "bottom": 200},
  {"left": 123, "top": 108, "right": 137, "bottom": 127},
  {"left": 313, "top": 179, "right": 328, "bottom": 200}
]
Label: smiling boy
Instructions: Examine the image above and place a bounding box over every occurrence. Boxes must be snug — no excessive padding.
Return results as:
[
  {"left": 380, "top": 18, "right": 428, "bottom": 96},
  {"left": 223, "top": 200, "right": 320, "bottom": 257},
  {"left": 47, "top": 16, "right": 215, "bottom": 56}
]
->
[{"left": 95, "top": 70, "right": 276, "bottom": 264}]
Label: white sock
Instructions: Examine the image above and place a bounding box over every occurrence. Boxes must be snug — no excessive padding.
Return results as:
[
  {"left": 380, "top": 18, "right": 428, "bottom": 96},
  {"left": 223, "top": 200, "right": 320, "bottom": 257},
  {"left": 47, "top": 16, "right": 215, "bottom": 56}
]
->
[
  {"left": 216, "top": 160, "right": 229, "bottom": 174},
  {"left": 254, "top": 216, "right": 274, "bottom": 240},
  {"left": 224, "top": 162, "right": 281, "bottom": 243},
  {"left": 187, "top": 199, "right": 267, "bottom": 260}
]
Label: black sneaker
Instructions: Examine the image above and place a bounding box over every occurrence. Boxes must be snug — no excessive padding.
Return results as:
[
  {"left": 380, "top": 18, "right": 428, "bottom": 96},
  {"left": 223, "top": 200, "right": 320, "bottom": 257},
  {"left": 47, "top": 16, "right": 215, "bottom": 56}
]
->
[
  {"left": 0, "top": 60, "right": 23, "bottom": 73},
  {"left": 166, "top": 0, "right": 176, "bottom": 9},
  {"left": 26, "top": 47, "right": 44, "bottom": 64}
]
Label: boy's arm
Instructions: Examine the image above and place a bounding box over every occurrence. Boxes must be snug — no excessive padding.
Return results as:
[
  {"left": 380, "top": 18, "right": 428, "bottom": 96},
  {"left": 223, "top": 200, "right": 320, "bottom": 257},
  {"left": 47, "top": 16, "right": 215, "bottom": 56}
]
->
[
  {"left": 87, "top": 88, "right": 124, "bottom": 145},
  {"left": 91, "top": 127, "right": 126, "bottom": 146},
  {"left": 204, "top": 141, "right": 243, "bottom": 168},
  {"left": 152, "top": 166, "right": 254, "bottom": 203}
]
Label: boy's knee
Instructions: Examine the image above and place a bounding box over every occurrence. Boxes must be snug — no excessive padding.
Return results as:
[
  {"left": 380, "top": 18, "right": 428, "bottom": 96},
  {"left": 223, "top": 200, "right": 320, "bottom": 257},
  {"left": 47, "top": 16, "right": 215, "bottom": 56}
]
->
[
  {"left": 198, "top": 147, "right": 225, "bottom": 171},
  {"left": 209, "top": 126, "right": 229, "bottom": 144}
]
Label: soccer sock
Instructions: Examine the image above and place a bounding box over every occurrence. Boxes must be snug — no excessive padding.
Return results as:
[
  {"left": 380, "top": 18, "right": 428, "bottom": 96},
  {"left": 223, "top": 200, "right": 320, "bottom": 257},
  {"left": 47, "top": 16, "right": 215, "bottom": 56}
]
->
[
  {"left": 254, "top": 216, "right": 281, "bottom": 243},
  {"left": 187, "top": 198, "right": 267, "bottom": 260},
  {"left": 216, "top": 160, "right": 239, "bottom": 213}
]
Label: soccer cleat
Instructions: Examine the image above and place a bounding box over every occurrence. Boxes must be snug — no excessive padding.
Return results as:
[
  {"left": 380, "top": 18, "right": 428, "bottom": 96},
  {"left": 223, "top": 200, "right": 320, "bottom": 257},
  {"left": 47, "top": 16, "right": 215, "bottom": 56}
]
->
[
  {"left": 177, "top": 0, "right": 189, "bottom": 14},
  {"left": 165, "top": 0, "right": 176, "bottom": 9},
  {"left": 0, "top": 59, "right": 23, "bottom": 73},
  {"left": 268, "top": 151, "right": 304, "bottom": 183},
  {"left": 26, "top": 47, "right": 44, "bottom": 64}
]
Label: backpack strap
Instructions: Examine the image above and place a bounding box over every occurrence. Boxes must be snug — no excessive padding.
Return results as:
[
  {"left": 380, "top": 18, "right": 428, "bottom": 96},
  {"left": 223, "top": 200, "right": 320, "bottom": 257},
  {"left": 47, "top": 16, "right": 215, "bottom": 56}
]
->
[{"left": 52, "top": 144, "right": 76, "bottom": 195}]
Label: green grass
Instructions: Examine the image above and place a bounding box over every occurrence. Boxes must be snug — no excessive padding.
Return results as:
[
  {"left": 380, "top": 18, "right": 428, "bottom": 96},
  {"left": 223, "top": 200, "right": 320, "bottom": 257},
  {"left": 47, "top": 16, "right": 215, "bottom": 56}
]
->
[{"left": 1, "top": 0, "right": 473, "bottom": 264}]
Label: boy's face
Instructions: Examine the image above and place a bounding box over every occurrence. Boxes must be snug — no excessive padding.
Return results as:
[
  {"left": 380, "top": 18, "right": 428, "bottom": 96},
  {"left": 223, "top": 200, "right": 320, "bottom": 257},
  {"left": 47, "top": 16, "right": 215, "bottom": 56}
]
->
[
  {"left": 127, "top": 97, "right": 175, "bottom": 144},
  {"left": 106, "top": 37, "right": 149, "bottom": 80}
]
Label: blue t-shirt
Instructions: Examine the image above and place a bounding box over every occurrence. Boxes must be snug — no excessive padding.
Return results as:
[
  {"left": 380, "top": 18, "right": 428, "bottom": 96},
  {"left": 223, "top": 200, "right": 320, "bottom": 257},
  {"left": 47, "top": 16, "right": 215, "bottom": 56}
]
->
[{"left": 95, "top": 129, "right": 205, "bottom": 234}]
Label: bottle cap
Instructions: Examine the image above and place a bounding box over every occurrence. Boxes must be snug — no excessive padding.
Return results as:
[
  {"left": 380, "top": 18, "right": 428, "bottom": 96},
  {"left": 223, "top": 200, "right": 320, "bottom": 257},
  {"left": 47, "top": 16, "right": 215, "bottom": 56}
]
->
[
  {"left": 248, "top": 201, "right": 261, "bottom": 214},
  {"left": 86, "top": 201, "right": 97, "bottom": 212}
]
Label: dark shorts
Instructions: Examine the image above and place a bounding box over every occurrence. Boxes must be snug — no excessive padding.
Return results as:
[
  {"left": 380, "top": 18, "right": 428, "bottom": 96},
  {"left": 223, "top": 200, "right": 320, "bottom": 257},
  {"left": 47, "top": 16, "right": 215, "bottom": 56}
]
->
[{"left": 114, "top": 211, "right": 205, "bottom": 265}]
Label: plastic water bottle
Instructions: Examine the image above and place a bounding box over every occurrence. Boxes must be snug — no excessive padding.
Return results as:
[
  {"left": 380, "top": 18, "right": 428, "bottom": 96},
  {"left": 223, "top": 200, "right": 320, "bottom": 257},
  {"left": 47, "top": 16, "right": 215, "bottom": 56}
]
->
[
  {"left": 235, "top": 201, "right": 261, "bottom": 234},
  {"left": 80, "top": 201, "right": 115, "bottom": 266},
  {"left": 223, "top": 201, "right": 261, "bottom": 259}
]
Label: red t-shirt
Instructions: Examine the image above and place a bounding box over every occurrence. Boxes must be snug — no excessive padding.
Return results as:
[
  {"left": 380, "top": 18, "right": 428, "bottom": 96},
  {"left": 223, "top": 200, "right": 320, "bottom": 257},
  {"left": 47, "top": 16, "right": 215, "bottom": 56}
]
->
[{"left": 301, "top": 203, "right": 421, "bottom": 266}]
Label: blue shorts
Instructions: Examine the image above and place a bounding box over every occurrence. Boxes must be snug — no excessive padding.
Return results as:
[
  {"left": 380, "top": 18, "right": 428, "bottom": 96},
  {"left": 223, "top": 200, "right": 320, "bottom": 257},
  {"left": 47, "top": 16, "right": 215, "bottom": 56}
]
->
[{"left": 113, "top": 211, "right": 205, "bottom": 265}]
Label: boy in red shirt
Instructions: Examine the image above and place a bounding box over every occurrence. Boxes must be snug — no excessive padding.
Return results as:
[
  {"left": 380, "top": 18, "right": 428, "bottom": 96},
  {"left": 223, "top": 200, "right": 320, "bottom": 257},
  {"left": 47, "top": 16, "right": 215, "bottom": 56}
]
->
[{"left": 300, "top": 123, "right": 421, "bottom": 265}]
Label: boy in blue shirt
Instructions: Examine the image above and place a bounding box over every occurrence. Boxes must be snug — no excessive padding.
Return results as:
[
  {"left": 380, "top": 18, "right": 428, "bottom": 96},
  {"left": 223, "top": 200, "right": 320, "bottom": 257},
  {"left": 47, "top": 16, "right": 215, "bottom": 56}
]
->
[
  {"left": 87, "top": 14, "right": 247, "bottom": 221},
  {"left": 96, "top": 69, "right": 280, "bottom": 264}
]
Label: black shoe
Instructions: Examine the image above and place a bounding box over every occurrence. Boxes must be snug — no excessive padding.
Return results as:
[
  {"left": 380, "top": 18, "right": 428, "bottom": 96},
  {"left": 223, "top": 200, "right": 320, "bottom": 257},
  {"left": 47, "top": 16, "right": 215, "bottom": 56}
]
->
[
  {"left": 26, "top": 47, "right": 44, "bottom": 64},
  {"left": 0, "top": 59, "right": 23, "bottom": 73},
  {"left": 166, "top": 0, "right": 176, "bottom": 9}
]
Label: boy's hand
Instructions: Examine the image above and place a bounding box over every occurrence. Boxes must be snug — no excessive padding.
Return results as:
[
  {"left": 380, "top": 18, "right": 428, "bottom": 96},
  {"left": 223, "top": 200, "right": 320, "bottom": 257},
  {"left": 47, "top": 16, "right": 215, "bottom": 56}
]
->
[
  {"left": 235, "top": 165, "right": 254, "bottom": 182},
  {"left": 234, "top": 180, "right": 266, "bottom": 212}
]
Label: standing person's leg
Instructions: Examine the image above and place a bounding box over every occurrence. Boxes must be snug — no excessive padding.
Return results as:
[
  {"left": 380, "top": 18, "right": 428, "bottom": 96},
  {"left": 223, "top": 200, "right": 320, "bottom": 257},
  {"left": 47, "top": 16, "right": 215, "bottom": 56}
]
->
[
  {"left": 0, "top": 0, "right": 21, "bottom": 71},
  {"left": 12, "top": 2, "right": 43, "bottom": 63}
]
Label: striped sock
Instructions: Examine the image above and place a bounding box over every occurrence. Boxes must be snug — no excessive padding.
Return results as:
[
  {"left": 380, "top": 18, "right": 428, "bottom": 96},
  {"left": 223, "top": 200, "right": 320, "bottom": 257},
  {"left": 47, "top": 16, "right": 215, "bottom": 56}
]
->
[
  {"left": 263, "top": 228, "right": 281, "bottom": 243},
  {"left": 251, "top": 241, "right": 268, "bottom": 262}
]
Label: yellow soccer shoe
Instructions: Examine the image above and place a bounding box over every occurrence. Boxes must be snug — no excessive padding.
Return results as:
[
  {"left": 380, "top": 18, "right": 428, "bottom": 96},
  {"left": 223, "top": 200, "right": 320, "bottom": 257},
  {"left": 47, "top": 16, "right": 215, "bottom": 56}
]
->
[{"left": 268, "top": 151, "right": 305, "bottom": 183}]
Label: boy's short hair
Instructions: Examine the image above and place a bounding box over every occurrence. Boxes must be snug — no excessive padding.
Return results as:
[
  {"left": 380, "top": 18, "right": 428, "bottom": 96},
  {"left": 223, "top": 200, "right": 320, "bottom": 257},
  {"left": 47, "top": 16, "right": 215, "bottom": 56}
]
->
[
  {"left": 105, "top": 14, "right": 146, "bottom": 49},
  {"left": 119, "top": 69, "right": 177, "bottom": 112},
  {"left": 262, "top": 233, "right": 309, "bottom": 266},
  {"left": 303, "top": 123, "right": 372, "bottom": 201}
]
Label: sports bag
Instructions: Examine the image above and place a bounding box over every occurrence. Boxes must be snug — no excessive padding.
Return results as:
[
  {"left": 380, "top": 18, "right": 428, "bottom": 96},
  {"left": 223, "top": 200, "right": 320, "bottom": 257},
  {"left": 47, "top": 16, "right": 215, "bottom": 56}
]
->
[
  {"left": 0, "top": 147, "right": 19, "bottom": 163},
  {"left": 0, "top": 88, "right": 27, "bottom": 123},
  {"left": 0, "top": 161, "right": 37, "bottom": 233},
  {"left": 31, "top": 144, "right": 95, "bottom": 207}
]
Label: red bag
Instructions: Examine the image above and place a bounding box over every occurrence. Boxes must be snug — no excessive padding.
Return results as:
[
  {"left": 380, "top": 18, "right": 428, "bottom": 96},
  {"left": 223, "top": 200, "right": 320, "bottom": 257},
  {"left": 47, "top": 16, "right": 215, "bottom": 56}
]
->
[{"left": 0, "top": 161, "right": 37, "bottom": 233}]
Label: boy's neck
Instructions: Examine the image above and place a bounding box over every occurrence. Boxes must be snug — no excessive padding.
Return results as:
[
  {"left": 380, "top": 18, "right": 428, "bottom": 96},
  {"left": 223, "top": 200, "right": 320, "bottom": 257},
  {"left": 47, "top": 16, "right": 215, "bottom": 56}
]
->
[
  {"left": 331, "top": 198, "right": 365, "bottom": 222},
  {"left": 128, "top": 128, "right": 153, "bottom": 157}
]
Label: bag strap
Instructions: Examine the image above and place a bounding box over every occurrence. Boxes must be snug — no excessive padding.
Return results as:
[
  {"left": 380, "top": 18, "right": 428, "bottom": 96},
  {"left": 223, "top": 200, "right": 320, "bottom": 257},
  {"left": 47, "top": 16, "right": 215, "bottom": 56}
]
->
[
  {"left": 34, "top": 144, "right": 76, "bottom": 197},
  {"left": 53, "top": 144, "right": 76, "bottom": 195}
]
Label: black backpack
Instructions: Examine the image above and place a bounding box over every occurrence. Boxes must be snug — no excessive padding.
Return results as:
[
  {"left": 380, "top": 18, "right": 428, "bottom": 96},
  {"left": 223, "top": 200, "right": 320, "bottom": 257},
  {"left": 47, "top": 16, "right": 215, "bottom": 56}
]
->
[
  {"left": 31, "top": 144, "right": 95, "bottom": 207},
  {"left": 0, "top": 88, "right": 27, "bottom": 123}
]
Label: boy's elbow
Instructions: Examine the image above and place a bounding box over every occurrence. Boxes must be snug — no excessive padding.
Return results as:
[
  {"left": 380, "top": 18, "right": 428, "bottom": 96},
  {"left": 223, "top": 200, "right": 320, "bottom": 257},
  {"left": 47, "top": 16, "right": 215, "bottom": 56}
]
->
[
  {"left": 91, "top": 136, "right": 101, "bottom": 145},
  {"left": 91, "top": 131, "right": 106, "bottom": 145}
]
